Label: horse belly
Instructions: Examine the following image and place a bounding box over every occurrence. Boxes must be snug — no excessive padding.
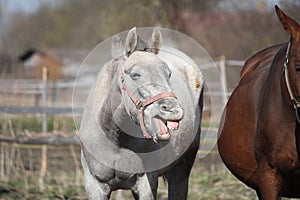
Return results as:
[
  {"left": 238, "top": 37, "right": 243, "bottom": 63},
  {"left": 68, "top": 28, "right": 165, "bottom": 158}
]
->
[{"left": 218, "top": 83, "right": 260, "bottom": 188}]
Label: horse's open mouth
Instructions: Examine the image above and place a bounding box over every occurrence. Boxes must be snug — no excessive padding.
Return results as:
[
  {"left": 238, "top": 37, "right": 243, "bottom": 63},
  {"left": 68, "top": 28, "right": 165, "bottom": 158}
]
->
[{"left": 154, "top": 117, "right": 180, "bottom": 140}]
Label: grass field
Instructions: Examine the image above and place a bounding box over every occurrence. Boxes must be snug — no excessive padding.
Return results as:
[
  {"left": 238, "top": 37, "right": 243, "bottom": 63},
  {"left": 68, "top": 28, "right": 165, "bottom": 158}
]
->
[
  {"left": 0, "top": 143, "right": 259, "bottom": 200},
  {"left": 0, "top": 116, "right": 260, "bottom": 199}
]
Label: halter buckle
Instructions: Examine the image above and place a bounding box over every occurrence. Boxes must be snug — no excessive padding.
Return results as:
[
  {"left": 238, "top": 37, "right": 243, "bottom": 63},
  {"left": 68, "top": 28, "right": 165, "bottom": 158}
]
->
[
  {"left": 135, "top": 100, "right": 144, "bottom": 110},
  {"left": 292, "top": 99, "right": 300, "bottom": 108},
  {"left": 284, "top": 57, "right": 289, "bottom": 66}
]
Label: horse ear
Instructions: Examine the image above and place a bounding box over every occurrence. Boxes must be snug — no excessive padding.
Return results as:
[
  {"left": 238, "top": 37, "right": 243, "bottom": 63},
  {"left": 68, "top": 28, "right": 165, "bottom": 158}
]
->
[
  {"left": 111, "top": 36, "right": 125, "bottom": 60},
  {"left": 275, "top": 5, "right": 299, "bottom": 37},
  {"left": 125, "top": 27, "right": 138, "bottom": 56},
  {"left": 150, "top": 28, "right": 162, "bottom": 54}
]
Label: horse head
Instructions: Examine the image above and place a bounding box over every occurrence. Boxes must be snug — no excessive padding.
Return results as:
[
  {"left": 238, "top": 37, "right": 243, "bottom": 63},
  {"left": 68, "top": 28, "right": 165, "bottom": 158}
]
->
[
  {"left": 276, "top": 5, "right": 300, "bottom": 110},
  {"left": 113, "top": 27, "right": 184, "bottom": 142}
]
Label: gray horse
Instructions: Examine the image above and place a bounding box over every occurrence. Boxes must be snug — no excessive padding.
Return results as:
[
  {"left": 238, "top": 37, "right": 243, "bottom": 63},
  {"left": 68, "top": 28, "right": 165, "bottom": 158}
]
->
[{"left": 79, "top": 27, "right": 203, "bottom": 200}]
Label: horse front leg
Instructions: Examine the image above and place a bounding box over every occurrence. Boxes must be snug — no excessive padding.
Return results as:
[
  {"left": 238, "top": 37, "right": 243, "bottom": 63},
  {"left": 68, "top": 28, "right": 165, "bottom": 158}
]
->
[
  {"left": 81, "top": 151, "right": 111, "bottom": 200},
  {"left": 166, "top": 132, "right": 200, "bottom": 200},
  {"left": 257, "top": 157, "right": 283, "bottom": 200},
  {"left": 165, "top": 151, "right": 196, "bottom": 200},
  {"left": 166, "top": 170, "right": 189, "bottom": 200},
  {"left": 131, "top": 173, "right": 158, "bottom": 200}
]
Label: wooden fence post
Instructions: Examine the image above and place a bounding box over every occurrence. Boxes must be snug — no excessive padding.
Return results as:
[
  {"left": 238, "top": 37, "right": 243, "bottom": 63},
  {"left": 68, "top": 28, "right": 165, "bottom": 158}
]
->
[
  {"left": 42, "top": 67, "right": 48, "bottom": 134},
  {"left": 39, "top": 66, "right": 48, "bottom": 192},
  {"left": 219, "top": 55, "right": 228, "bottom": 108}
]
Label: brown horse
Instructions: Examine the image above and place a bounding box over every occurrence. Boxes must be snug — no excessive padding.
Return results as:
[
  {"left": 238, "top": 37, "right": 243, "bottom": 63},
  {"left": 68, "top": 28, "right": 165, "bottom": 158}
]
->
[{"left": 218, "top": 6, "right": 300, "bottom": 200}]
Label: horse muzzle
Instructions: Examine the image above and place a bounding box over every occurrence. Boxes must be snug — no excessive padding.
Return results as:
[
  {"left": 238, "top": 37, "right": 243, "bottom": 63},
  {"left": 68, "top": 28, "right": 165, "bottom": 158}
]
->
[
  {"left": 151, "top": 98, "right": 184, "bottom": 141},
  {"left": 157, "top": 98, "right": 184, "bottom": 120}
]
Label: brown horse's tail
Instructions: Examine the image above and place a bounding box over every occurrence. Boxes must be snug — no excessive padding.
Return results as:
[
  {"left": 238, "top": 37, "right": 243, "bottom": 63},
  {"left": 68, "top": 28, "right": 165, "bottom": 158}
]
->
[{"left": 295, "top": 111, "right": 300, "bottom": 161}]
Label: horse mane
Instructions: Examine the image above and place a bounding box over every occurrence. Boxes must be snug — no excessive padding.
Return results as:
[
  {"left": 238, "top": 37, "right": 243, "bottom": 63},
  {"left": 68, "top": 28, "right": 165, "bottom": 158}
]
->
[{"left": 158, "top": 46, "right": 204, "bottom": 102}]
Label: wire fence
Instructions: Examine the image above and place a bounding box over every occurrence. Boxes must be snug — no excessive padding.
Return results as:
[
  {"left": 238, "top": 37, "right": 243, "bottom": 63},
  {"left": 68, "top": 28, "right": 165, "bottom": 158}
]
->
[
  {"left": 0, "top": 59, "right": 245, "bottom": 196},
  {"left": 0, "top": 58, "right": 244, "bottom": 114},
  {"left": 0, "top": 58, "right": 245, "bottom": 146}
]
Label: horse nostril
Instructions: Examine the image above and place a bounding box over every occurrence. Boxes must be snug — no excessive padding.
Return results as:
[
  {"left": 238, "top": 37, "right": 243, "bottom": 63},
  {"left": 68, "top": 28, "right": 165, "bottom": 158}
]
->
[
  {"left": 158, "top": 99, "right": 183, "bottom": 117},
  {"left": 160, "top": 103, "right": 182, "bottom": 114},
  {"left": 160, "top": 104, "right": 170, "bottom": 112}
]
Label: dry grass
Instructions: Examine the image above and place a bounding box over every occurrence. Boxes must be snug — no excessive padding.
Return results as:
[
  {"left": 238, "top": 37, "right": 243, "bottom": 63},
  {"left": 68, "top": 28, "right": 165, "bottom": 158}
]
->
[{"left": 0, "top": 142, "right": 260, "bottom": 200}]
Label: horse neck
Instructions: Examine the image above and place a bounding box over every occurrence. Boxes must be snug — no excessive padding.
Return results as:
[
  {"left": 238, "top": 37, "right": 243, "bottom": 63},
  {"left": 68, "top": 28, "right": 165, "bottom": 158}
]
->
[
  {"left": 261, "top": 45, "right": 294, "bottom": 120},
  {"left": 98, "top": 61, "right": 124, "bottom": 132}
]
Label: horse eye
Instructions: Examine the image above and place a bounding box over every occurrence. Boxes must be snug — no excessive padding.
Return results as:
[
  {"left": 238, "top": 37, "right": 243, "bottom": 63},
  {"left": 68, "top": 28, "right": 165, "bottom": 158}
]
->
[
  {"left": 130, "top": 73, "right": 141, "bottom": 80},
  {"left": 296, "top": 65, "right": 300, "bottom": 73}
]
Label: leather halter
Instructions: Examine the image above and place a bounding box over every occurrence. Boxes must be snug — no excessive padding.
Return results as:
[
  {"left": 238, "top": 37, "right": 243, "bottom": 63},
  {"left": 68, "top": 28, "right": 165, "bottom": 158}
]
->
[
  {"left": 283, "top": 38, "right": 300, "bottom": 123},
  {"left": 120, "top": 69, "right": 177, "bottom": 139}
]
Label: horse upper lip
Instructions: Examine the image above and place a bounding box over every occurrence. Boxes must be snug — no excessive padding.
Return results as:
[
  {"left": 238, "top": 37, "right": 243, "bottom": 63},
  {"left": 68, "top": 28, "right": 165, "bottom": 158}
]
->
[{"left": 155, "top": 115, "right": 181, "bottom": 122}]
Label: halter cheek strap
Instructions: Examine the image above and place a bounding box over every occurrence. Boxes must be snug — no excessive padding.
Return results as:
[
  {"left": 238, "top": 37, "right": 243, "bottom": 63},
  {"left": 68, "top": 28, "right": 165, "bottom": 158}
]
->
[
  {"left": 120, "top": 71, "right": 177, "bottom": 139},
  {"left": 283, "top": 38, "right": 300, "bottom": 123}
]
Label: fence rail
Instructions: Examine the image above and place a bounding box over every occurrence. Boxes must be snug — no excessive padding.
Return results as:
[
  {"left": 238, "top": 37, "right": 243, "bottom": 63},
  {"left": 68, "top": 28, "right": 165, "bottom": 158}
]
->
[
  {"left": 0, "top": 132, "right": 80, "bottom": 145},
  {"left": 0, "top": 78, "right": 92, "bottom": 89},
  {"left": 0, "top": 59, "right": 245, "bottom": 142},
  {"left": 0, "top": 106, "right": 82, "bottom": 114}
]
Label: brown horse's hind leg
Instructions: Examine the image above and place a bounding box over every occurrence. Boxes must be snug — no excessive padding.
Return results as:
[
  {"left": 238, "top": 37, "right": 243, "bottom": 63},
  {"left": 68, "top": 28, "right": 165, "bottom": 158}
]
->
[{"left": 256, "top": 157, "right": 283, "bottom": 200}]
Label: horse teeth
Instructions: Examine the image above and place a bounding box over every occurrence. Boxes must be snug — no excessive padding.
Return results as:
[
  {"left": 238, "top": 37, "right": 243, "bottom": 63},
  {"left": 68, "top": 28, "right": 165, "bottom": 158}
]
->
[{"left": 168, "top": 127, "right": 178, "bottom": 130}]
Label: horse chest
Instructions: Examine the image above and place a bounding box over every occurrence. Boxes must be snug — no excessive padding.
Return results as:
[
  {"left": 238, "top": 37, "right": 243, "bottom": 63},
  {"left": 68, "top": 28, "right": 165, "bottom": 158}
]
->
[{"left": 255, "top": 119, "right": 300, "bottom": 171}]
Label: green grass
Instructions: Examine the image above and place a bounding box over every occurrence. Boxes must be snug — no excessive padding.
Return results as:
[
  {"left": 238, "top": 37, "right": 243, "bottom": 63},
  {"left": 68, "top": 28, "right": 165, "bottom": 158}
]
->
[
  {"left": 0, "top": 116, "right": 77, "bottom": 135},
  {"left": 0, "top": 174, "right": 86, "bottom": 200},
  {"left": 188, "top": 167, "right": 257, "bottom": 200}
]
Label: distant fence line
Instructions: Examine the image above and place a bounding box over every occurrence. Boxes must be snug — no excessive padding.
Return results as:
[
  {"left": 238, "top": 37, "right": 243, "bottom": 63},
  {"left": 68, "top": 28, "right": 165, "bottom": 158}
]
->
[
  {"left": 0, "top": 59, "right": 244, "bottom": 146},
  {"left": 0, "top": 78, "right": 92, "bottom": 95},
  {"left": 0, "top": 132, "right": 80, "bottom": 146},
  {"left": 0, "top": 59, "right": 245, "bottom": 117},
  {"left": 0, "top": 106, "right": 82, "bottom": 114},
  {"left": 0, "top": 60, "right": 244, "bottom": 189},
  {"left": 199, "top": 60, "right": 244, "bottom": 70},
  {"left": 0, "top": 59, "right": 245, "bottom": 116},
  {"left": 0, "top": 59, "right": 244, "bottom": 97}
]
